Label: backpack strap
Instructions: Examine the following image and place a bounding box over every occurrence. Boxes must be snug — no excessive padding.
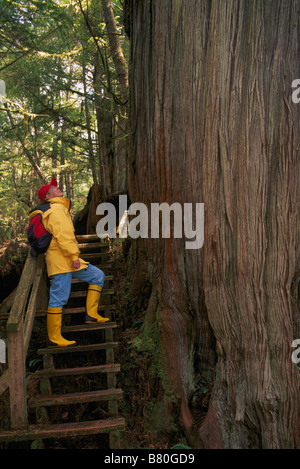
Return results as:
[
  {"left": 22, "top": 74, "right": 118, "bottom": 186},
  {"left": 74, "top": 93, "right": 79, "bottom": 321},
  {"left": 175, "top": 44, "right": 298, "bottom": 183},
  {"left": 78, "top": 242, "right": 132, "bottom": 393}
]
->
[{"left": 29, "top": 201, "right": 51, "bottom": 214}]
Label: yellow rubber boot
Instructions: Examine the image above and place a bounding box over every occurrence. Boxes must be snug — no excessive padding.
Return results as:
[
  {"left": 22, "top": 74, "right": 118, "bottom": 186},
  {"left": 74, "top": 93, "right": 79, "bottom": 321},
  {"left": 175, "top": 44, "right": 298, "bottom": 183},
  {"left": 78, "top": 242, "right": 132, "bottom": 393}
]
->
[
  {"left": 47, "top": 307, "right": 76, "bottom": 347},
  {"left": 85, "top": 285, "right": 109, "bottom": 324}
]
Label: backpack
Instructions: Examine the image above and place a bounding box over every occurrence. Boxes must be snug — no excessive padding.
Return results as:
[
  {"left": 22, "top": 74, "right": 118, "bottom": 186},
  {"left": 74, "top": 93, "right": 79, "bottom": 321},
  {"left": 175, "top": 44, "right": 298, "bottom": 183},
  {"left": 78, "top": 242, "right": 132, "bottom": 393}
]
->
[{"left": 27, "top": 202, "right": 52, "bottom": 256}]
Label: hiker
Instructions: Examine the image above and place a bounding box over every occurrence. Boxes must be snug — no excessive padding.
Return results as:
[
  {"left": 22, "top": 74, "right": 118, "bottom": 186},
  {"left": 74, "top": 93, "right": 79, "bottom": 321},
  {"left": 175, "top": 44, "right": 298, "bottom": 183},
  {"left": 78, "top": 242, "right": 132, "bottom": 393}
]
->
[{"left": 29, "top": 177, "right": 109, "bottom": 347}]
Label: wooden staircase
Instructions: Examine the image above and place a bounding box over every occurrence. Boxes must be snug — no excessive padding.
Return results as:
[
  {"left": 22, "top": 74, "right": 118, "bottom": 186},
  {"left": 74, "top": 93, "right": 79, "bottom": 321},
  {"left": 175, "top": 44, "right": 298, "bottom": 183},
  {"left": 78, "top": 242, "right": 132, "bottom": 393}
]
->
[{"left": 0, "top": 235, "right": 125, "bottom": 448}]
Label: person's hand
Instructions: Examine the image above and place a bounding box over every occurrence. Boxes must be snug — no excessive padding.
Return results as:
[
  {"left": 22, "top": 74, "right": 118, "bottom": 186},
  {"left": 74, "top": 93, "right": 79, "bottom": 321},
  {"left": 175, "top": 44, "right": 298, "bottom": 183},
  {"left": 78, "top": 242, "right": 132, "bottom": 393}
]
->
[{"left": 73, "top": 259, "right": 81, "bottom": 269}]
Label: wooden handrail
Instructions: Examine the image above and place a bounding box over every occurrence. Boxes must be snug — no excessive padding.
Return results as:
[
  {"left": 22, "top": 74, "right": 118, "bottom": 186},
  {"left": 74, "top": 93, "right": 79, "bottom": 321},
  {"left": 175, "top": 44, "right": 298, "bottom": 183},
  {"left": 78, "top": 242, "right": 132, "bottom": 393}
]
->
[
  {"left": 0, "top": 250, "right": 47, "bottom": 429},
  {"left": 7, "top": 253, "right": 36, "bottom": 333},
  {"left": 24, "top": 255, "right": 45, "bottom": 354}
]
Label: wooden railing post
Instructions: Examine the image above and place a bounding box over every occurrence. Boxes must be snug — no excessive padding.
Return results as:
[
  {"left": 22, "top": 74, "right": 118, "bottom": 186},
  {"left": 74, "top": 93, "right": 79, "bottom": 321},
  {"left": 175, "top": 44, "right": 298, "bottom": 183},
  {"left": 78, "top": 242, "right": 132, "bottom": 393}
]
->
[
  {"left": 7, "top": 321, "right": 27, "bottom": 429},
  {"left": 6, "top": 251, "right": 38, "bottom": 430},
  {"left": 0, "top": 251, "right": 47, "bottom": 431},
  {"left": 24, "top": 255, "right": 45, "bottom": 354}
]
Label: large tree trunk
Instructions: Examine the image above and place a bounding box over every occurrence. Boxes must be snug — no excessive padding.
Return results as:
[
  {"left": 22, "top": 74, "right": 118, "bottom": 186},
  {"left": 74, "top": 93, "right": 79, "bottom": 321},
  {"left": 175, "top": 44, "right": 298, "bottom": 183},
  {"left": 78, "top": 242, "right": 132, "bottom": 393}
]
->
[{"left": 127, "top": 0, "right": 299, "bottom": 449}]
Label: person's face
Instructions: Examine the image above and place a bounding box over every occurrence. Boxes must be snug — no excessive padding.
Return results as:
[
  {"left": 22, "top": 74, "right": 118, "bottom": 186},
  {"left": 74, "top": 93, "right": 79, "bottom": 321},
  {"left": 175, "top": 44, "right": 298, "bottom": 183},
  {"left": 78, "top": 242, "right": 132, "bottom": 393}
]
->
[{"left": 46, "top": 185, "right": 63, "bottom": 199}]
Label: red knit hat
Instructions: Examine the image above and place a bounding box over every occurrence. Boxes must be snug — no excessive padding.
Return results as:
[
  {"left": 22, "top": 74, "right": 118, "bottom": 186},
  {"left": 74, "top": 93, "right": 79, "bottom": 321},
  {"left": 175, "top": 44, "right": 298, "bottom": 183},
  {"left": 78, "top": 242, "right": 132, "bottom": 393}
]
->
[{"left": 37, "top": 177, "right": 58, "bottom": 203}]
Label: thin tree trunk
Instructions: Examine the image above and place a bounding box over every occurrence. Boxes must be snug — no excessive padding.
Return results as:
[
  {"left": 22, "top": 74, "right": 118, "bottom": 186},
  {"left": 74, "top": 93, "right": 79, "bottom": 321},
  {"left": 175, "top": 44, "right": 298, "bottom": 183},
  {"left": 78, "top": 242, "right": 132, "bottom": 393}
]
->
[
  {"left": 127, "top": 0, "right": 300, "bottom": 449},
  {"left": 100, "top": 0, "right": 128, "bottom": 100},
  {"left": 94, "top": 58, "right": 113, "bottom": 198},
  {"left": 100, "top": 0, "right": 129, "bottom": 195},
  {"left": 51, "top": 119, "right": 60, "bottom": 171},
  {"left": 5, "top": 105, "right": 45, "bottom": 182},
  {"left": 59, "top": 121, "right": 65, "bottom": 193},
  {"left": 82, "top": 51, "right": 98, "bottom": 185},
  {"left": 79, "top": 0, "right": 128, "bottom": 203}
]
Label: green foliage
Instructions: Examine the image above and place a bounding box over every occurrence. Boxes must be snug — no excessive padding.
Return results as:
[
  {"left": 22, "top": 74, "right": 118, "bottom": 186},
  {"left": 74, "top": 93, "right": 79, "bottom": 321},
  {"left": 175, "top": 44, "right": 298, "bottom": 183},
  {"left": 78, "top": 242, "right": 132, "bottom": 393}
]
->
[
  {"left": 121, "top": 320, "right": 179, "bottom": 414},
  {"left": 170, "top": 443, "right": 192, "bottom": 449},
  {"left": 131, "top": 322, "right": 165, "bottom": 385},
  {"left": 0, "top": 239, "right": 28, "bottom": 276},
  {"left": 0, "top": 0, "right": 128, "bottom": 241},
  {"left": 28, "top": 358, "right": 43, "bottom": 370}
]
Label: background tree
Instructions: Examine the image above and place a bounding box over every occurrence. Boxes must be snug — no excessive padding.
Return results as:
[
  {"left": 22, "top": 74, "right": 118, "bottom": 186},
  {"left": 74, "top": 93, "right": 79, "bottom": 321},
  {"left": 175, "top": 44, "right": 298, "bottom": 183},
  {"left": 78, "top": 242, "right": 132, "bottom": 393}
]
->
[
  {"left": 126, "top": 0, "right": 300, "bottom": 449},
  {"left": 0, "top": 0, "right": 128, "bottom": 238}
]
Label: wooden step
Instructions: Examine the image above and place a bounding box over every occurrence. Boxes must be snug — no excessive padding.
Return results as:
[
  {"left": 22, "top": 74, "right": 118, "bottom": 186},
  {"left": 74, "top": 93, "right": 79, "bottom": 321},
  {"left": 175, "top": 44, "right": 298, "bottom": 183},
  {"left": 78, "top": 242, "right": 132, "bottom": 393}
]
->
[
  {"left": 62, "top": 322, "right": 117, "bottom": 333},
  {"left": 69, "top": 289, "right": 114, "bottom": 298},
  {"left": 63, "top": 305, "right": 115, "bottom": 315},
  {"left": 76, "top": 234, "right": 105, "bottom": 243},
  {"left": 32, "top": 363, "right": 120, "bottom": 378},
  {"left": 38, "top": 342, "right": 118, "bottom": 355},
  {"left": 29, "top": 388, "right": 123, "bottom": 408},
  {"left": 78, "top": 242, "right": 109, "bottom": 251},
  {"left": 36, "top": 305, "right": 115, "bottom": 317},
  {"left": 71, "top": 275, "right": 113, "bottom": 284},
  {"left": 80, "top": 252, "right": 110, "bottom": 261},
  {"left": 0, "top": 417, "right": 125, "bottom": 442}
]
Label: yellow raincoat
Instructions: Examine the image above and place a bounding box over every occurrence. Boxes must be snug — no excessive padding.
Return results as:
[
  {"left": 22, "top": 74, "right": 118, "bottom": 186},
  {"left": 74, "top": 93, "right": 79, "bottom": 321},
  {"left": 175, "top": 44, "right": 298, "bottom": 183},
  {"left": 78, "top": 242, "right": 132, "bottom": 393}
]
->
[{"left": 29, "top": 197, "right": 88, "bottom": 277}]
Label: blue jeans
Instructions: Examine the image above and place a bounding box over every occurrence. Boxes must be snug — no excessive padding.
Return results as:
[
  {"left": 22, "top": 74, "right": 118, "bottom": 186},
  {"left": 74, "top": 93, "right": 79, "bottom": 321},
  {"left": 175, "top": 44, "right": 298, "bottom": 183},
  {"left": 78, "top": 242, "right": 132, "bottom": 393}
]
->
[{"left": 48, "top": 264, "right": 105, "bottom": 308}]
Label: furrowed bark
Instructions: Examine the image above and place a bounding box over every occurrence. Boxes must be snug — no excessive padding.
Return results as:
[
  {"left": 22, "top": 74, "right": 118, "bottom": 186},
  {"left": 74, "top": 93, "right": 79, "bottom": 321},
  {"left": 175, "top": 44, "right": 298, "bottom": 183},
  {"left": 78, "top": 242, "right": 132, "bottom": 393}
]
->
[{"left": 127, "top": 0, "right": 300, "bottom": 448}]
